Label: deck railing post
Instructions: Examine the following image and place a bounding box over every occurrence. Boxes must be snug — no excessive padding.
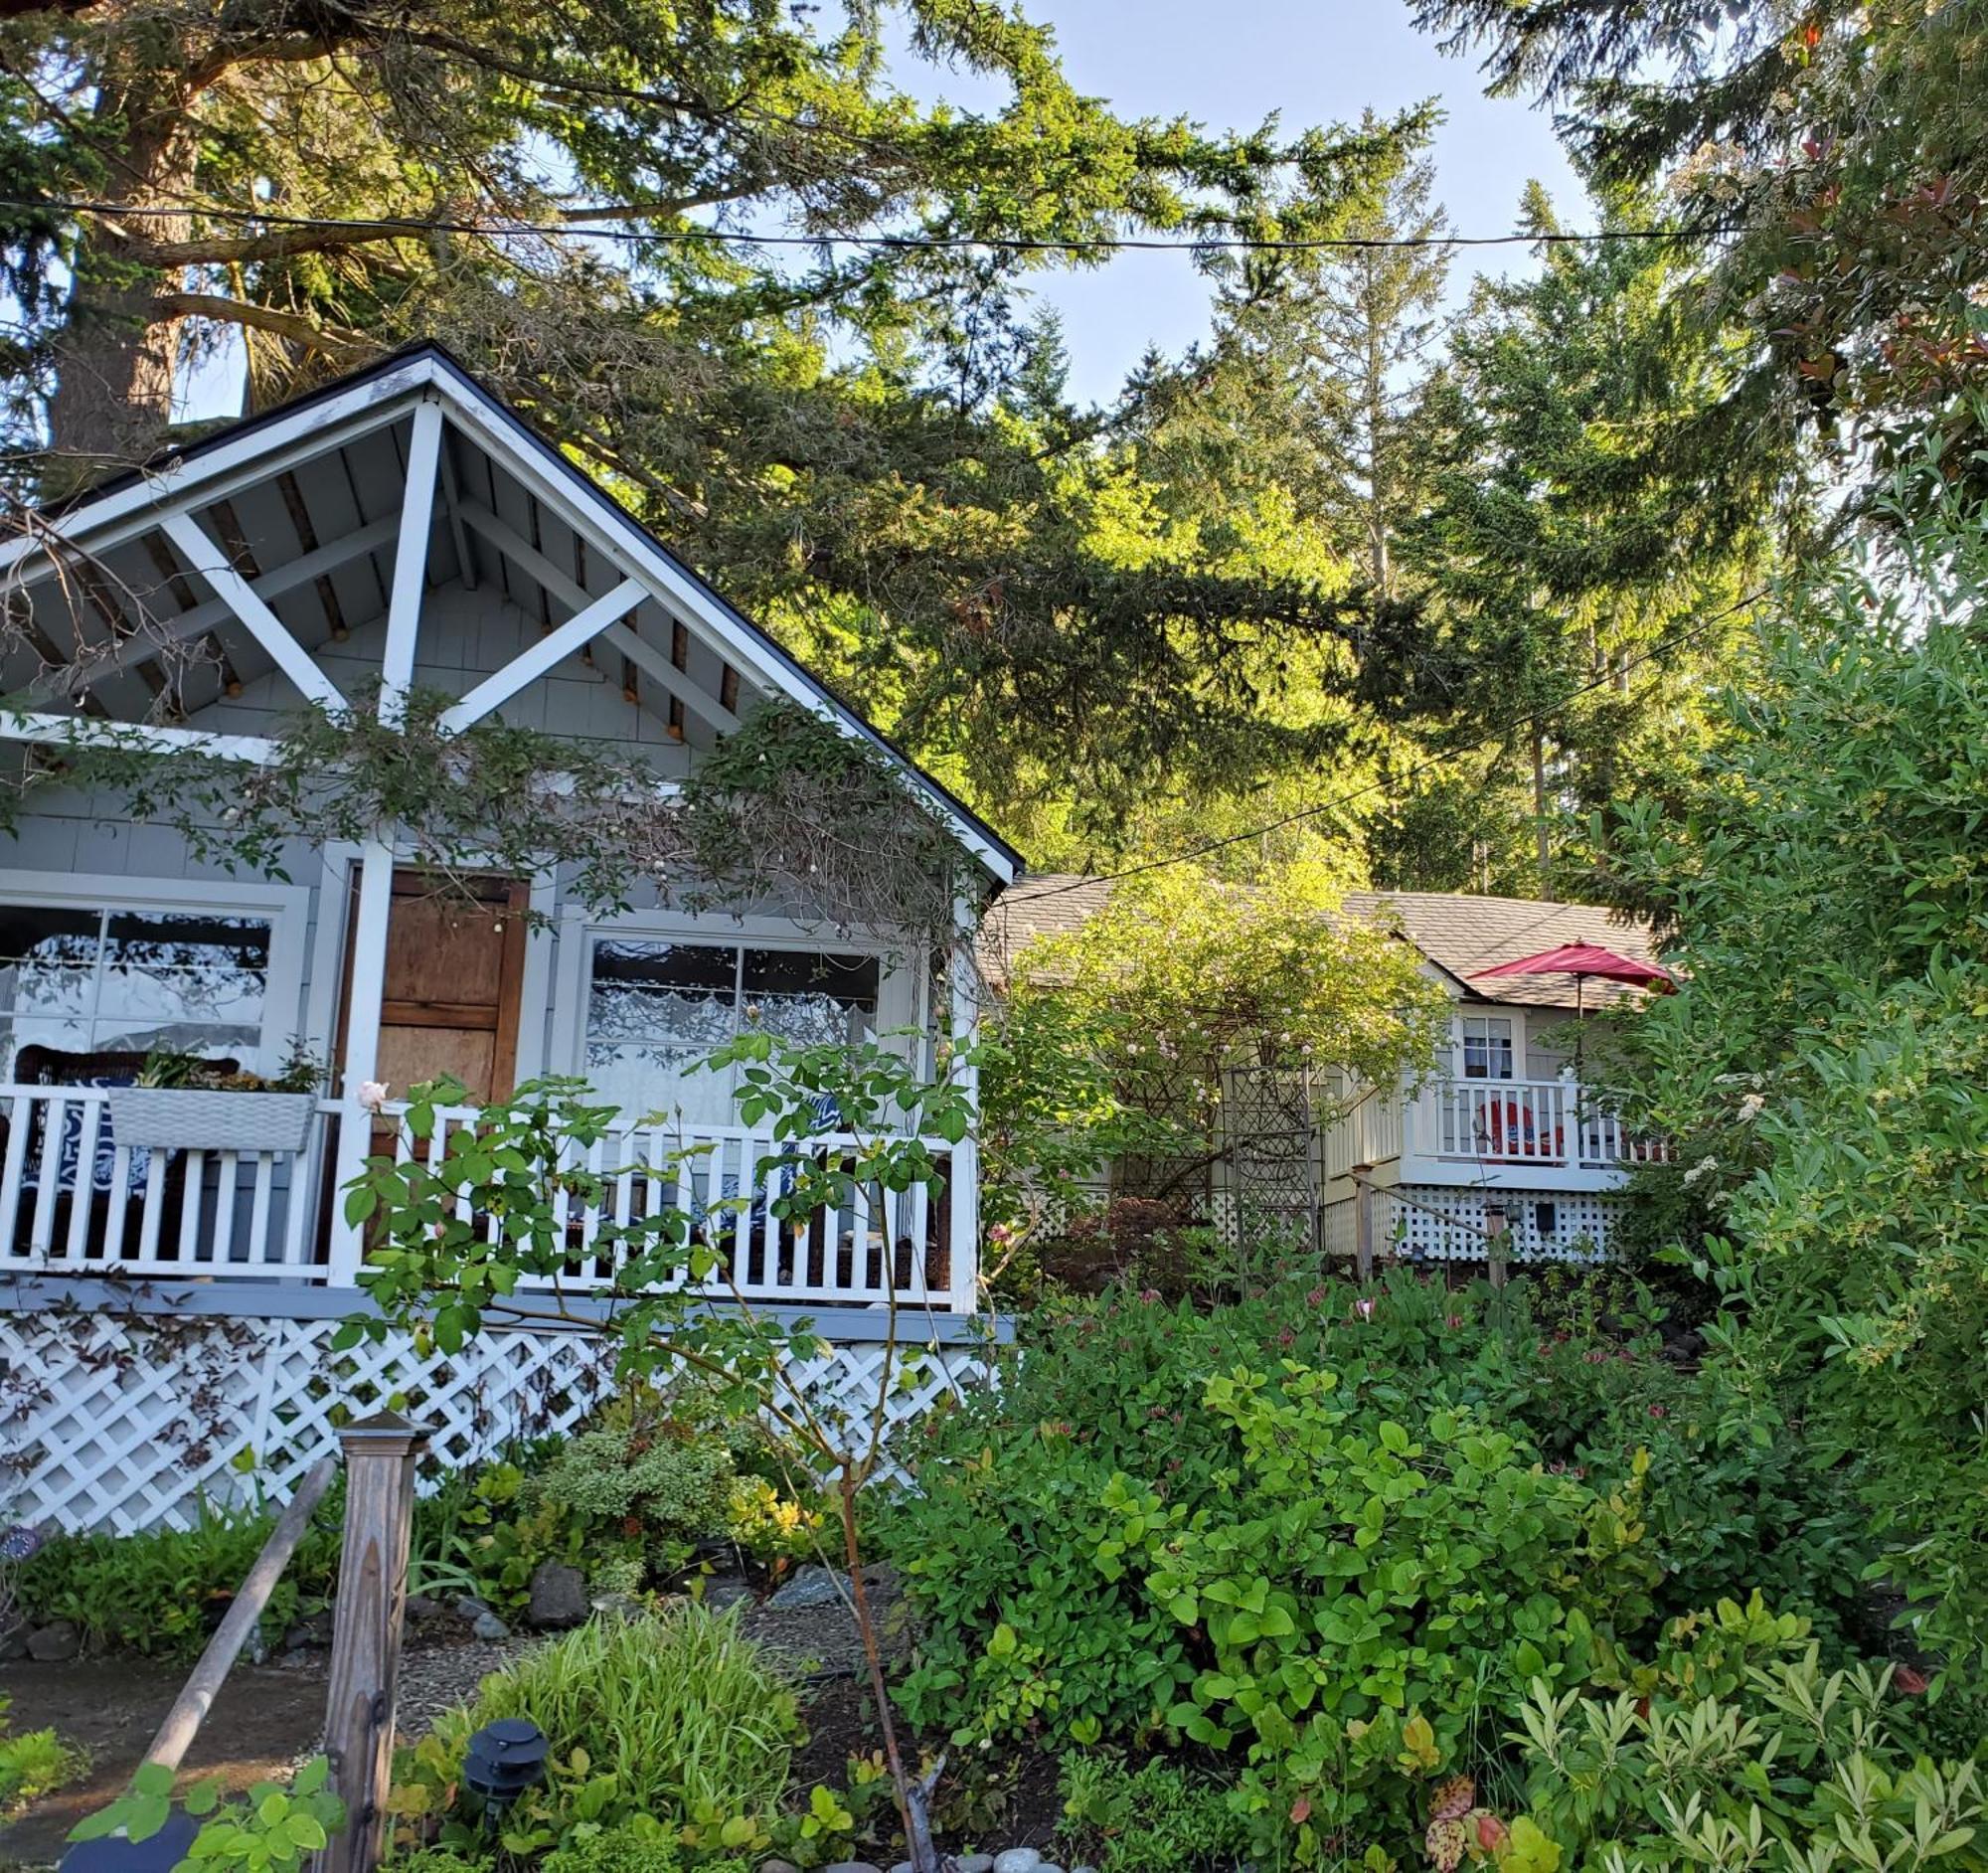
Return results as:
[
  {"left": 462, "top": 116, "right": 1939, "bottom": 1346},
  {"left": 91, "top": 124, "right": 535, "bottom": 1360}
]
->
[
  {"left": 328, "top": 836, "right": 396, "bottom": 1285},
  {"left": 1352, "top": 1167, "right": 1376, "bottom": 1281},
  {"left": 319, "top": 1410, "right": 430, "bottom": 1873},
  {"left": 945, "top": 901, "right": 981, "bottom": 1314}
]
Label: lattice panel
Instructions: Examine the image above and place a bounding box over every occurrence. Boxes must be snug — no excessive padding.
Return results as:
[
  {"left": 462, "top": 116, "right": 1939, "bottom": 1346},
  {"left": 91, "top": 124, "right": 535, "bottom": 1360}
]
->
[
  {"left": 1, "top": 1309, "right": 991, "bottom": 1534},
  {"left": 1323, "top": 1186, "right": 1621, "bottom": 1265}
]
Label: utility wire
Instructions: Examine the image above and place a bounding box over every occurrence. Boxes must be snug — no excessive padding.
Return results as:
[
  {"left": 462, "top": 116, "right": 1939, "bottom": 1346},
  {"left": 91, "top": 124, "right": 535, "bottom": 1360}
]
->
[
  {"left": 1015, "top": 585, "right": 1773, "bottom": 905},
  {"left": 1, "top": 195, "right": 1742, "bottom": 255}
]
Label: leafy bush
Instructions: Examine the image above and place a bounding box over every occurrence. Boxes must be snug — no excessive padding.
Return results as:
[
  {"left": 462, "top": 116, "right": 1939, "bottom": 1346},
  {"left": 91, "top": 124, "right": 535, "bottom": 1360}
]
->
[
  {"left": 887, "top": 1275, "right": 1872, "bottom": 1760},
  {"left": 1504, "top": 1597, "right": 1988, "bottom": 1872},
  {"left": 14, "top": 1492, "right": 340, "bottom": 1657},
  {"left": 392, "top": 1606, "right": 800, "bottom": 1860},
  {"left": 537, "top": 1817, "right": 752, "bottom": 1873},
  {"left": 1098, "top": 1363, "right": 1661, "bottom": 1862},
  {"left": 529, "top": 1385, "right": 816, "bottom": 1588},
  {"left": 1610, "top": 528, "right": 1988, "bottom": 1662},
  {"left": 0, "top": 1693, "right": 84, "bottom": 1813},
  {"left": 1057, "top": 1755, "right": 1248, "bottom": 1873},
  {"left": 70, "top": 1758, "right": 342, "bottom": 1873}
]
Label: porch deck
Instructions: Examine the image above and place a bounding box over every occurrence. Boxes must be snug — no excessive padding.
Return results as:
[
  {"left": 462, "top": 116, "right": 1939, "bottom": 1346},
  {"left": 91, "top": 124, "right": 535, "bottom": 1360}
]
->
[
  {"left": 1325, "top": 1074, "right": 1666, "bottom": 1193},
  {"left": 0, "top": 1084, "right": 970, "bottom": 1311}
]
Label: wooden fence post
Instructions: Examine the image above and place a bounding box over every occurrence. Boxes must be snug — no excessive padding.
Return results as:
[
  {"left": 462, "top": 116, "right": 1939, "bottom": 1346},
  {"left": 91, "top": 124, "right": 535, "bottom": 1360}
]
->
[
  {"left": 319, "top": 1411, "right": 430, "bottom": 1873},
  {"left": 1484, "top": 1203, "right": 1509, "bottom": 1290},
  {"left": 1352, "top": 1167, "right": 1376, "bottom": 1281}
]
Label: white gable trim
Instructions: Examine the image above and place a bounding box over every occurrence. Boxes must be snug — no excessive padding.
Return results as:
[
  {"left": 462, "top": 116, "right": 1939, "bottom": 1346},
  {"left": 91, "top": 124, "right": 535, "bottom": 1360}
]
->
[{"left": 10, "top": 347, "right": 1019, "bottom": 886}]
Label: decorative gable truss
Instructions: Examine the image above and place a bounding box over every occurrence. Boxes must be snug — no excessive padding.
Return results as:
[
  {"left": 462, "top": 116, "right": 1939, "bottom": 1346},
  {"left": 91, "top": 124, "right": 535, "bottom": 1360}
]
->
[{"left": 0, "top": 344, "right": 1015, "bottom": 882}]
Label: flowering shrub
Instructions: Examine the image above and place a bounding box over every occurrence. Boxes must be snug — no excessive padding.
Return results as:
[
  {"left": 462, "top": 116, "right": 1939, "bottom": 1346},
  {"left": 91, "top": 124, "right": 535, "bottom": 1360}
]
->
[{"left": 979, "top": 863, "right": 1445, "bottom": 1288}]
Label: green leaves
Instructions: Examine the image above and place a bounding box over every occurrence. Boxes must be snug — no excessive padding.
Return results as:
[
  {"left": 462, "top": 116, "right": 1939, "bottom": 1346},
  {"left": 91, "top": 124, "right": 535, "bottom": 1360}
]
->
[{"left": 69, "top": 1760, "right": 342, "bottom": 1872}]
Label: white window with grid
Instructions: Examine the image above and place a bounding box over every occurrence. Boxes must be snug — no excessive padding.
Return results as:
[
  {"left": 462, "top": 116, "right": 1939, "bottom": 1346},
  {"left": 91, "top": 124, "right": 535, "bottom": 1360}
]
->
[
  {"left": 0, "top": 876, "right": 305, "bottom": 1084},
  {"left": 1457, "top": 1013, "right": 1516, "bottom": 1081}
]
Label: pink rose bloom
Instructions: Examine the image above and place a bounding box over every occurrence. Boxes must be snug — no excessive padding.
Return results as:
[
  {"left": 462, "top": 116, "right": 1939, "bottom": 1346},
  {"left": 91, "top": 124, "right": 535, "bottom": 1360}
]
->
[{"left": 358, "top": 1080, "right": 390, "bottom": 1113}]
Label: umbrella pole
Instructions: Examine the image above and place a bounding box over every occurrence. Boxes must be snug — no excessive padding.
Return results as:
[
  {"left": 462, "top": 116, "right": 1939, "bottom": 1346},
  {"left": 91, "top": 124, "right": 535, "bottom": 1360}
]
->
[{"left": 1573, "top": 974, "right": 1584, "bottom": 1157}]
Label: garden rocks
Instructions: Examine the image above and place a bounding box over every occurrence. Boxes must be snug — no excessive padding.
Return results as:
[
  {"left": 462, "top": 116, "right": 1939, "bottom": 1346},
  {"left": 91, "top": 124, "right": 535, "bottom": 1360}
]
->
[
  {"left": 992, "top": 1852, "right": 1048, "bottom": 1873},
  {"left": 450, "top": 1595, "right": 512, "bottom": 1640},
  {"left": 404, "top": 1593, "right": 444, "bottom": 1622},
  {"left": 767, "top": 1564, "right": 849, "bottom": 1610},
  {"left": 526, "top": 1562, "right": 590, "bottom": 1629},
  {"left": 25, "top": 1618, "right": 80, "bottom": 1662},
  {"left": 767, "top": 1560, "right": 895, "bottom": 1611}
]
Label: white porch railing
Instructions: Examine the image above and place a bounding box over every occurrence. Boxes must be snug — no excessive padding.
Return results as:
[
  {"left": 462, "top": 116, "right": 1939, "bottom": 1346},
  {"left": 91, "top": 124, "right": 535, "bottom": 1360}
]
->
[
  {"left": 0, "top": 1085, "right": 967, "bottom": 1308},
  {"left": 0, "top": 1084, "right": 336, "bottom": 1278},
  {"left": 1409, "top": 1077, "right": 1666, "bottom": 1170},
  {"left": 393, "top": 1105, "right": 962, "bottom": 1309}
]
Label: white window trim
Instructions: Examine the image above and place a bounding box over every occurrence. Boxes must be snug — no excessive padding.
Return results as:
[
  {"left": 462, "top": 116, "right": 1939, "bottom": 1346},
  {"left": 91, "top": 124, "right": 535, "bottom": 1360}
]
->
[
  {"left": 0, "top": 866, "right": 310, "bottom": 1080},
  {"left": 550, "top": 909, "right": 915, "bottom": 1087},
  {"left": 1455, "top": 1008, "right": 1521, "bottom": 1082}
]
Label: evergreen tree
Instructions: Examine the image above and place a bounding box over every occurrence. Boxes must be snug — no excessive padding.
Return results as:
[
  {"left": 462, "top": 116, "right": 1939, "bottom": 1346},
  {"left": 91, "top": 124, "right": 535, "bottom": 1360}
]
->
[
  {"left": 1372, "top": 186, "right": 1775, "bottom": 896},
  {"left": 1411, "top": 0, "right": 1988, "bottom": 513}
]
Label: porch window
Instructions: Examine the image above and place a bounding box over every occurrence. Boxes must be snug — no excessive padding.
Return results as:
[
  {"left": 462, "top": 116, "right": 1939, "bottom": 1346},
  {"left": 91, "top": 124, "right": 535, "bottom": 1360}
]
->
[
  {"left": 583, "top": 938, "right": 881, "bottom": 1126},
  {"left": 0, "top": 904, "right": 272, "bottom": 1081},
  {"left": 1458, "top": 1014, "right": 1515, "bottom": 1081}
]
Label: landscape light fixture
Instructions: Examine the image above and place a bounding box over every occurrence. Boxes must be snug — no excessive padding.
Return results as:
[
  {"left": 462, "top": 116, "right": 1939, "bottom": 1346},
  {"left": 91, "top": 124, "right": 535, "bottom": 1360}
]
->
[{"left": 461, "top": 1717, "right": 550, "bottom": 1813}]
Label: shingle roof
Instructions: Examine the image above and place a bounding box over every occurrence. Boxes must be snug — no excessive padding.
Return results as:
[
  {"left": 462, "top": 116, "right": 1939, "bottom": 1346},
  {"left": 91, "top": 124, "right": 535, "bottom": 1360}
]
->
[
  {"left": 976, "top": 873, "right": 1116, "bottom": 985},
  {"left": 978, "top": 876, "right": 1659, "bottom": 1010},
  {"left": 1340, "top": 891, "right": 1662, "bottom": 1010}
]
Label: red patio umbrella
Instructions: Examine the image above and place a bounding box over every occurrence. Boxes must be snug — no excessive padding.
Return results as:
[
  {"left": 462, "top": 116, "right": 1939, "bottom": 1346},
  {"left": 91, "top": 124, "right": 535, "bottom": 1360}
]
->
[{"left": 1470, "top": 943, "right": 1672, "bottom": 1082}]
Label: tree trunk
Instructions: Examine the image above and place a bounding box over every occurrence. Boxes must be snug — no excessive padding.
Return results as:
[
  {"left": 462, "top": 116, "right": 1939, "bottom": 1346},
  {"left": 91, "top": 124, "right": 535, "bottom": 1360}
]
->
[
  {"left": 1531, "top": 727, "right": 1551, "bottom": 898},
  {"left": 44, "top": 67, "right": 197, "bottom": 488}
]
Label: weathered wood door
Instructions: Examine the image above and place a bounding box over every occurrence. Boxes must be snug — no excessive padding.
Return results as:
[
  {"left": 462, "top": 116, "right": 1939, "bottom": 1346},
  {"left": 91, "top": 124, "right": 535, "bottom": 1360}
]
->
[{"left": 340, "top": 870, "right": 530, "bottom": 1104}]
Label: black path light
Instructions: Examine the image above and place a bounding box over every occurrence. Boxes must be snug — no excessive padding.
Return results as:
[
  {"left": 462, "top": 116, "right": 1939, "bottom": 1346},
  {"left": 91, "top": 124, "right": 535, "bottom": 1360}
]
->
[{"left": 461, "top": 1717, "right": 550, "bottom": 1815}]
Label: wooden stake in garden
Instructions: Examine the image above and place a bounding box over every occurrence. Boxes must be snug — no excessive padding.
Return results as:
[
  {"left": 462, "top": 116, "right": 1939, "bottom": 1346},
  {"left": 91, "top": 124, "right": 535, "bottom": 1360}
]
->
[{"left": 318, "top": 1412, "right": 430, "bottom": 1873}]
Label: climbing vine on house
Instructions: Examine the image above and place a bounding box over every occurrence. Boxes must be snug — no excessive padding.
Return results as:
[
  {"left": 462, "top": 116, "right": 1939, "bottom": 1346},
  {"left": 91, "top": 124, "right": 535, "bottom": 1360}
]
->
[{"left": 0, "top": 694, "right": 975, "bottom": 953}]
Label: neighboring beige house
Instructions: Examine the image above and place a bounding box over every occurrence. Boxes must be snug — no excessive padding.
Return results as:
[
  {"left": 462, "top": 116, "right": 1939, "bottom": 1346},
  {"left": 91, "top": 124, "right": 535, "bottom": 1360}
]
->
[{"left": 984, "top": 879, "right": 1666, "bottom": 1265}]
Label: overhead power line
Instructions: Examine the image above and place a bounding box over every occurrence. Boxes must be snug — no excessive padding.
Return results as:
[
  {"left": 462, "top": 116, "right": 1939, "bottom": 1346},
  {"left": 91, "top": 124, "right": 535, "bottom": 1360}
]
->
[
  {"left": 2, "top": 195, "right": 1741, "bottom": 255},
  {"left": 1015, "top": 586, "right": 1773, "bottom": 905}
]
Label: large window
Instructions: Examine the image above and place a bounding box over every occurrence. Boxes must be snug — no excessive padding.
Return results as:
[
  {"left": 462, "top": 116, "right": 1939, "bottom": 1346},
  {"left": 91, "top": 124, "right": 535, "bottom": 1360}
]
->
[
  {"left": 584, "top": 937, "right": 882, "bottom": 1125},
  {"left": 1458, "top": 1014, "right": 1516, "bottom": 1081},
  {"left": 0, "top": 904, "right": 273, "bottom": 1081}
]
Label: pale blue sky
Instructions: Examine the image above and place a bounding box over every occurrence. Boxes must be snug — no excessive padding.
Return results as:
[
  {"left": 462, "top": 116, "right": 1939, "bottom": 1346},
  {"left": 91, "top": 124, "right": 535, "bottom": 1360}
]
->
[{"left": 898, "top": 0, "right": 1581, "bottom": 403}]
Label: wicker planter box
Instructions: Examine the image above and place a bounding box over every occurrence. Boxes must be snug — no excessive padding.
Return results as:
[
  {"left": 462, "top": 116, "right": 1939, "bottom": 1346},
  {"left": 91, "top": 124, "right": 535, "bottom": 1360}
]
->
[{"left": 105, "top": 1088, "right": 317, "bottom": 1155}]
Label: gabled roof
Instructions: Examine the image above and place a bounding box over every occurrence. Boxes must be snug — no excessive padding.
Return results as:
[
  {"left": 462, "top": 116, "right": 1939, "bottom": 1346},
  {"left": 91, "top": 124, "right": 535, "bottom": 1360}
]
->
[
  {"left": 5, "top": 341, "right": 1021, "bottom": 885},
  {"left": 978, "top": 874, "right": 1660, "bottom": 1011},
  {"left": 976, "top": 872, "right": 1115, "bottom": 985},
  {"left": 1340, "top": 892, "right": 1660, "bottom": 1009}
]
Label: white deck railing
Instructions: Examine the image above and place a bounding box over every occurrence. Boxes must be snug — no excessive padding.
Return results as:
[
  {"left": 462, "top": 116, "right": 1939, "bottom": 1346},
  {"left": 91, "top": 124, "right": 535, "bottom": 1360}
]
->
[
  {"left": 398, "top": 1104, "right": 960, "bottom": 1308},
  {"left": 1410, "top": 1076, "right": 1665, "bottom": 1169},
  {"left": 0, "top": 1084, "right": 966, "bottom": 1308},
  {"left": 0, "top": 1084, "right": 335, "bottom": 1278}
]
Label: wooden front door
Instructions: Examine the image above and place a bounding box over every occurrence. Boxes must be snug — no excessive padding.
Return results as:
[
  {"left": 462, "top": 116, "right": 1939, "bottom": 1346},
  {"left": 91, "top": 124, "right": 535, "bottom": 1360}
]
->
[{"left": 342, "top": 870, "right": 530, "bottom": 1104}]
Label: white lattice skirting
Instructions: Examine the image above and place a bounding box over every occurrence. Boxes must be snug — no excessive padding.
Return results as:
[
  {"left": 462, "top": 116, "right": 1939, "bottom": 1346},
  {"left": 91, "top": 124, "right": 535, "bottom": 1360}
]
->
[
  {"left": 1, "top": 1299, "right": 996, "bottom": 1535},
  {"left": 1324, "top": 1185, "right": 1620, "bottom": 1265}
]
